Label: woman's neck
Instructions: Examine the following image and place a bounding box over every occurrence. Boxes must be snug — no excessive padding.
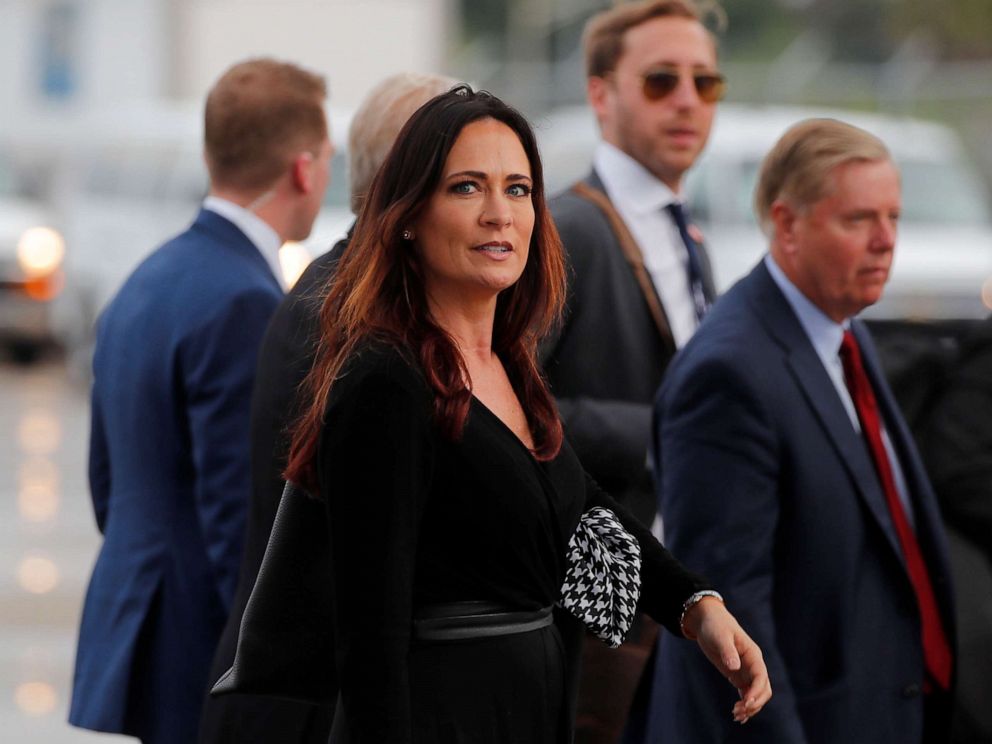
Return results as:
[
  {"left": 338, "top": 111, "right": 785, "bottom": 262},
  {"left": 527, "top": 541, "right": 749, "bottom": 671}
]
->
[{"left": 428, "top": 294, "right": 498, "bottom": 366}]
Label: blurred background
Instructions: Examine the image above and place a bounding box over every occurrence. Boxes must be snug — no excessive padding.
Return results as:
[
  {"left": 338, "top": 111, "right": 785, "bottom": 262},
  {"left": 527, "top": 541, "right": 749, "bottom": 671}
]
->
[{"left": 1, "top": 0, "right": 990, "bottom": 741}]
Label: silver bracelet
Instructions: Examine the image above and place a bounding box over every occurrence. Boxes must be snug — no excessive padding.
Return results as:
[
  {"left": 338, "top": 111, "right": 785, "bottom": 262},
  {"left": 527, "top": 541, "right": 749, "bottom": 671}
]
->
[{"left": 679, "top": 589, "right": 724, "bottom": 639}]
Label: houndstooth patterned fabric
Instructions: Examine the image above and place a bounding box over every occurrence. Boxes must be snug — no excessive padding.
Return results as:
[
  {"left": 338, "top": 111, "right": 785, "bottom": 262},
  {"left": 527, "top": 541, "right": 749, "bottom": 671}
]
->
[{"left": 559, "top": 507, "right": 641, "bottom": 648}]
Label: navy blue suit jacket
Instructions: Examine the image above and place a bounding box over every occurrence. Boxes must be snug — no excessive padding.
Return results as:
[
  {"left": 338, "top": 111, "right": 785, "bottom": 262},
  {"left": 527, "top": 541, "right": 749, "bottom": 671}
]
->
[
  {"left": 70, "top": 209, "right": 283, "bottom": 744},
  {"left": 648, "top": 260, "right": 955, "bottom": 743}
]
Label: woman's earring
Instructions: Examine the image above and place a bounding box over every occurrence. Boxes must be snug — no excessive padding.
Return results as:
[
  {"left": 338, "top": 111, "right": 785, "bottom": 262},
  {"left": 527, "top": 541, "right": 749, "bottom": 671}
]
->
[{"left": 402, "top": 229, "right": 414, "bottom": 241}]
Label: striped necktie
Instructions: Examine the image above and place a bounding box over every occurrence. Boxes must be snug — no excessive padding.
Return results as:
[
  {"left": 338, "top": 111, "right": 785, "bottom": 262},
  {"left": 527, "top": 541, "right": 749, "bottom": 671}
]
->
[{"left": 665, "top": 202, "right": 709, "bottom": 320}]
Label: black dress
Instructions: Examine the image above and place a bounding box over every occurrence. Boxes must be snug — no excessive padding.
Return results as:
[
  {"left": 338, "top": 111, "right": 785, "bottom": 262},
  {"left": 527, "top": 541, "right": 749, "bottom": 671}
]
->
[{"left": 317, "top": 343, "right": 707, "bottom": 744}]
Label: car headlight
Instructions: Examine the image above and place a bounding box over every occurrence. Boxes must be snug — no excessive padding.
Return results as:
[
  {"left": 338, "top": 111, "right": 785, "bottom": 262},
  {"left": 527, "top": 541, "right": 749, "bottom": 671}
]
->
[{"left": 17, "top": 226, "right": 65, "bottom": 279}]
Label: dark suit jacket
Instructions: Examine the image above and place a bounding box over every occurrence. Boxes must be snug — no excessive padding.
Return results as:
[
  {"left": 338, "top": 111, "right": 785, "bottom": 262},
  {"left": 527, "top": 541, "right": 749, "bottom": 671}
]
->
[
  {"left": 648, "top": 260, "right": 956, "bottom": 743},
  {"left": 544, "top": 170, "right": 715, "bottom": 526},
  {"left": 198, "top": 239, "right": 346, "bottom": 743},
  {"left": 918, "top": 318, "right": 992, "bottom": 741},
  {"left": 920, "top": 318, "right": 992, "bottom": 567},
  {"left": 70, "top": 209, "right": 283, "bottom": 744}
]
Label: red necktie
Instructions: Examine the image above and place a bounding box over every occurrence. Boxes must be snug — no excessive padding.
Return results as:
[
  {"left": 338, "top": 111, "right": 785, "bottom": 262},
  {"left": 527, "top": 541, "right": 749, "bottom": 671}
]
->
[{"left": 839, "top": 330, "right": 952, "bottom": 690}]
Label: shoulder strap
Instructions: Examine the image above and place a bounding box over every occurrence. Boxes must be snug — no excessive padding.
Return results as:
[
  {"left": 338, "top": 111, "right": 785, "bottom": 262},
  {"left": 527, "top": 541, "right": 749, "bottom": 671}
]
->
[{"left": 571, "top": 182, "right": 675, "bottom": 351}]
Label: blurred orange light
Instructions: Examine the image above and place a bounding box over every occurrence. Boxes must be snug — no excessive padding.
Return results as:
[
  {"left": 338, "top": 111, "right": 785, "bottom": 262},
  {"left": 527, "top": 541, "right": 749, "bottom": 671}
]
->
[
  {"left": 14, "top": 681, "right": 58, "bottom": 716},
  {"left": 17, "top": 556, "right": 60, "bottom": 594},
  {"left": 18, "top": 466, "right": 60, "bottom": 524},
  {"left": 23, "top": 270, "right": 64, "bottom": 301},
  {"left": 17, "top": 412, "right": 61, "bottom": 456},
  {"left": 982, "top": 276, "right": 992, "bottom": 311}
]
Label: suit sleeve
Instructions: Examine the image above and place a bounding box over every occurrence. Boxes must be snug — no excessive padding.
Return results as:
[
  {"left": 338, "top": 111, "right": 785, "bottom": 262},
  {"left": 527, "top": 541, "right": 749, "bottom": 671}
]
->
[
  {"left": 87, "top": 389, "right": 111, "bottom": 534},
  {"left": 555, "top": 397, "right": 651, "bottom": 493},
  {"left": 184, "top": 285, "right": 280, "bottom": 610},
  {"left": 543, "top": 198, "right": 652, "bottom": 494},
  {"left": 657, "top": 355, "right": 809, "bottom": 742},
  {"left": 319, "top": 362, "right": 434, "bottom": 744}
]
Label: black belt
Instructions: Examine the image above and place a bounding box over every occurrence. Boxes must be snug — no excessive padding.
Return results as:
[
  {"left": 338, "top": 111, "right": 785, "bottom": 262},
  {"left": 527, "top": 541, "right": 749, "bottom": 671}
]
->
[{"left": 412, "top": 601, "right": 553, "bottom": 642}]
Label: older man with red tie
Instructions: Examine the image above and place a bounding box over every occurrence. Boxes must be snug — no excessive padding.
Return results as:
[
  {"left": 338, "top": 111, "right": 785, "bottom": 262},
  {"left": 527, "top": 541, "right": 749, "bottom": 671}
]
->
[{"left": 650, "top": 118, "right": 955, "bottom": 743}]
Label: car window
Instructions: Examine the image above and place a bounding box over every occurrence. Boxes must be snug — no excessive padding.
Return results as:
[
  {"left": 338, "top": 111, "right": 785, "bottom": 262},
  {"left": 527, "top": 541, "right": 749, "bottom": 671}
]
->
[
  {"left": 79, "top": 145, "right": 207, "bottom": 205},
  {"left": 0, "top": 156, "right": 13, "bottom": 196},
  {"left": 899, "top": 160, "right": 991, "bottom": 224},
  {"left": 81, "top": 156, "right": 120, "bottom": 195},
  {"left": 685, "top": 158, "right": 761, "bottom": 226},
  {"left": 0, "top": 153, "right": 31, "bottom": 198},
  {"left": 691, "top": 156, "right": 992, "bottom": 227}
]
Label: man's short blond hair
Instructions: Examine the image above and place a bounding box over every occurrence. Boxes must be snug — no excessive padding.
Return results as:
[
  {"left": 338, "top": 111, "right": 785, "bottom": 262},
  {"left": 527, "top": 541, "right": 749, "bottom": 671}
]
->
[
  {"left": 347, "top": 72, "right": 458, "bottom": 213},
  {"left": 582, "top": 0, "right": 723, "bottom": 79},
  {"left": 754, "top": 118, "right": 892, "bottom": 233},
  {"left": 204, "top": 58, "right": 327, "bottom": 192}
]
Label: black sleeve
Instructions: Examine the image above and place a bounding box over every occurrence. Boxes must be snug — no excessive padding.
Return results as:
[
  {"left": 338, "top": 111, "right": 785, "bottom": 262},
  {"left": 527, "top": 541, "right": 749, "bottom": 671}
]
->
[
  {"left": 581, "top": 471, "right": 711, "bottom": 637},
  {"left": 319, "top": 356, "right": 434, "bottom": 744},
  {"left": 921, "top": 330, "right": 992, "bottom": 567}
]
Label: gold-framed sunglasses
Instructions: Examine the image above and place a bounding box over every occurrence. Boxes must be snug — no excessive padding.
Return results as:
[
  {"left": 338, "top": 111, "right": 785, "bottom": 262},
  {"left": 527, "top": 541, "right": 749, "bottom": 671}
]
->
[{"left": 640, "top": 67, "right": 726, "bottom": 103}]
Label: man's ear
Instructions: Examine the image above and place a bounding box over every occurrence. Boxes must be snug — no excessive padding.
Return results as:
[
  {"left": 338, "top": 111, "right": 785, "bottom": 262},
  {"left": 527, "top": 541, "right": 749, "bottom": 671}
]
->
[
  {"left": 770, "top": 200, "right": 799, "bottom": 255},
  {"left": 291, "top": 151, "right": 315, "bottom": 193},
  {"left": 587, "top": 76, "right": 610, "bottom": 123}
]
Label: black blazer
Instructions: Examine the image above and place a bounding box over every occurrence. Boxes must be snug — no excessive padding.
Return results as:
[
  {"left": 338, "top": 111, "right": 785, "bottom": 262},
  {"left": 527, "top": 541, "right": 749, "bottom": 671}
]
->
[
  {"left": 543, "top": 171, "right": 715, "bottom": 525},
  {"left": 315, "top": 342, "right": 708, "bottom": 743},
  {"left": 921, "top": 318, "right": 992, "bottom": 565},
  {"left": 918, "top": 318, "right": 992, "bottom": 741},
  {"left": 198, "top": 239, "right": 347, "bottom": 744}
]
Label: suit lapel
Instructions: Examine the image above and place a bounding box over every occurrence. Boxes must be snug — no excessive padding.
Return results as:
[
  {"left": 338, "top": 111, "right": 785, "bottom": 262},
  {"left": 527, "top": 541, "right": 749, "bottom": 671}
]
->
[
  {"left": 577, "top": 171, "right": 676, "bottom": 354},
  {"left": 746, "top": 264, "right": 904, "bottom": 559},
  {"left": 192, "top": 208, "right": 283, "bottom": 293}
]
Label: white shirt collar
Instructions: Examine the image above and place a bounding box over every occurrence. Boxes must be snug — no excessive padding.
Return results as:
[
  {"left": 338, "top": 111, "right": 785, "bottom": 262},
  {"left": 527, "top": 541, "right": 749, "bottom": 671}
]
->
[
  {"left": 203, "top": 195, "right": 287, "bottom": 291},
  {"left": 593, "top": 141, "right": 681, "bottom": 214},
  {"left": 763, "top": 254, "right": 917, "bottom": 521}
]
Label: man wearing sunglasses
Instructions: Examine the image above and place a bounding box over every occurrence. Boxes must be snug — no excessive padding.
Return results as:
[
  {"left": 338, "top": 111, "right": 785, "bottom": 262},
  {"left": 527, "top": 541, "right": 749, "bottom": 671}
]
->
[{"left": 542, "top": 1, "right": 725, "bottom": 742}]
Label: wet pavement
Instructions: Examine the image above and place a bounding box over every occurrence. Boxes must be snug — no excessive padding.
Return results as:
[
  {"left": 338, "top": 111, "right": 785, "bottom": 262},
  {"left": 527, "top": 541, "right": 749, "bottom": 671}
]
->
[{"left": 0, "top": 356, "right": 116, "bottom": 742}]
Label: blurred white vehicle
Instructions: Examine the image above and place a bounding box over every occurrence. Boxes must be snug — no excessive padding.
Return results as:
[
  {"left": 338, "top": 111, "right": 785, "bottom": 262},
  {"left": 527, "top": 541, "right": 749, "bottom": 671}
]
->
[
  {"left": 536, "top": 104, "right": 992, "bottom": 320},
  {"left": 51, "top": 103, "right": 352, "bottom": 376},
  {"left": 0, "top": 150, "right": 65, "bottom": 362}
]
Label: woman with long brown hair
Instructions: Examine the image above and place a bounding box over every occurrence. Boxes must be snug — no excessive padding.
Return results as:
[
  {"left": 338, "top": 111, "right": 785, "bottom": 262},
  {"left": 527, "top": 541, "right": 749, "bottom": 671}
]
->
[{"left": 284, "top": 85, "right": 770, "bottom": 743}]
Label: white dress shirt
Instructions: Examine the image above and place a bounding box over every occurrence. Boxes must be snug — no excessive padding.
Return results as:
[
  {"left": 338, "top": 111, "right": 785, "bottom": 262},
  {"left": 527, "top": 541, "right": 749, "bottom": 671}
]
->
[
  {"left": 203, "top": 195, "right": 287, "bottom": 291},
  {"left": 593, "top": 142, "right": 699, "bottom": 348},
  {"left": 765, "top": 254, "right": 916, "bottom": 528}
]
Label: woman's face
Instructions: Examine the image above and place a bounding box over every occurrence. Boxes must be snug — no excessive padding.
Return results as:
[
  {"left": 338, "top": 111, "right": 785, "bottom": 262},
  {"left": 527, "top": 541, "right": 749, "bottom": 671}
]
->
[{"left": 412, "top": 117, "right": 535, "bottom": 310}]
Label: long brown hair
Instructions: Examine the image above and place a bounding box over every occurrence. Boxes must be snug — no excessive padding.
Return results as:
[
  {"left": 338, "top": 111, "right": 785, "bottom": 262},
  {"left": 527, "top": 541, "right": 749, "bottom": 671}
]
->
[{"left": 285, "top": 85, "right": 566, "bottom": 493}]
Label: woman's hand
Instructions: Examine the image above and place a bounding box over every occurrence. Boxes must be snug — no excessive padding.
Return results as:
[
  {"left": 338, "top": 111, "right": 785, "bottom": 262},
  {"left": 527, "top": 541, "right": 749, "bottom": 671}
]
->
[{"left": 681, "top": 597, "right": 772, "bottom": 724}]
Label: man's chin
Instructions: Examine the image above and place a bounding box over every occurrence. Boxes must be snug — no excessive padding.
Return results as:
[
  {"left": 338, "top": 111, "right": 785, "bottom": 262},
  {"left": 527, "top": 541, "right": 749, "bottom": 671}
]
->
[
  {"left": 648, "top": 155, "right": 696, "bottom": 189},
  {"left": 851, "top": 291, "right": 885, "bottom": 316}
]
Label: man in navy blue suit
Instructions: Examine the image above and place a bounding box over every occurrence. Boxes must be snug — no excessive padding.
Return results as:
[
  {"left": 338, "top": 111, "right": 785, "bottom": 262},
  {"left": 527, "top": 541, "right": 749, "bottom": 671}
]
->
[
  {"left": 649, "top": 119, "right": 956, "bottom": 742},
  {"left": 69, "top": 58, "right": 331, "bottom": 744}
]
